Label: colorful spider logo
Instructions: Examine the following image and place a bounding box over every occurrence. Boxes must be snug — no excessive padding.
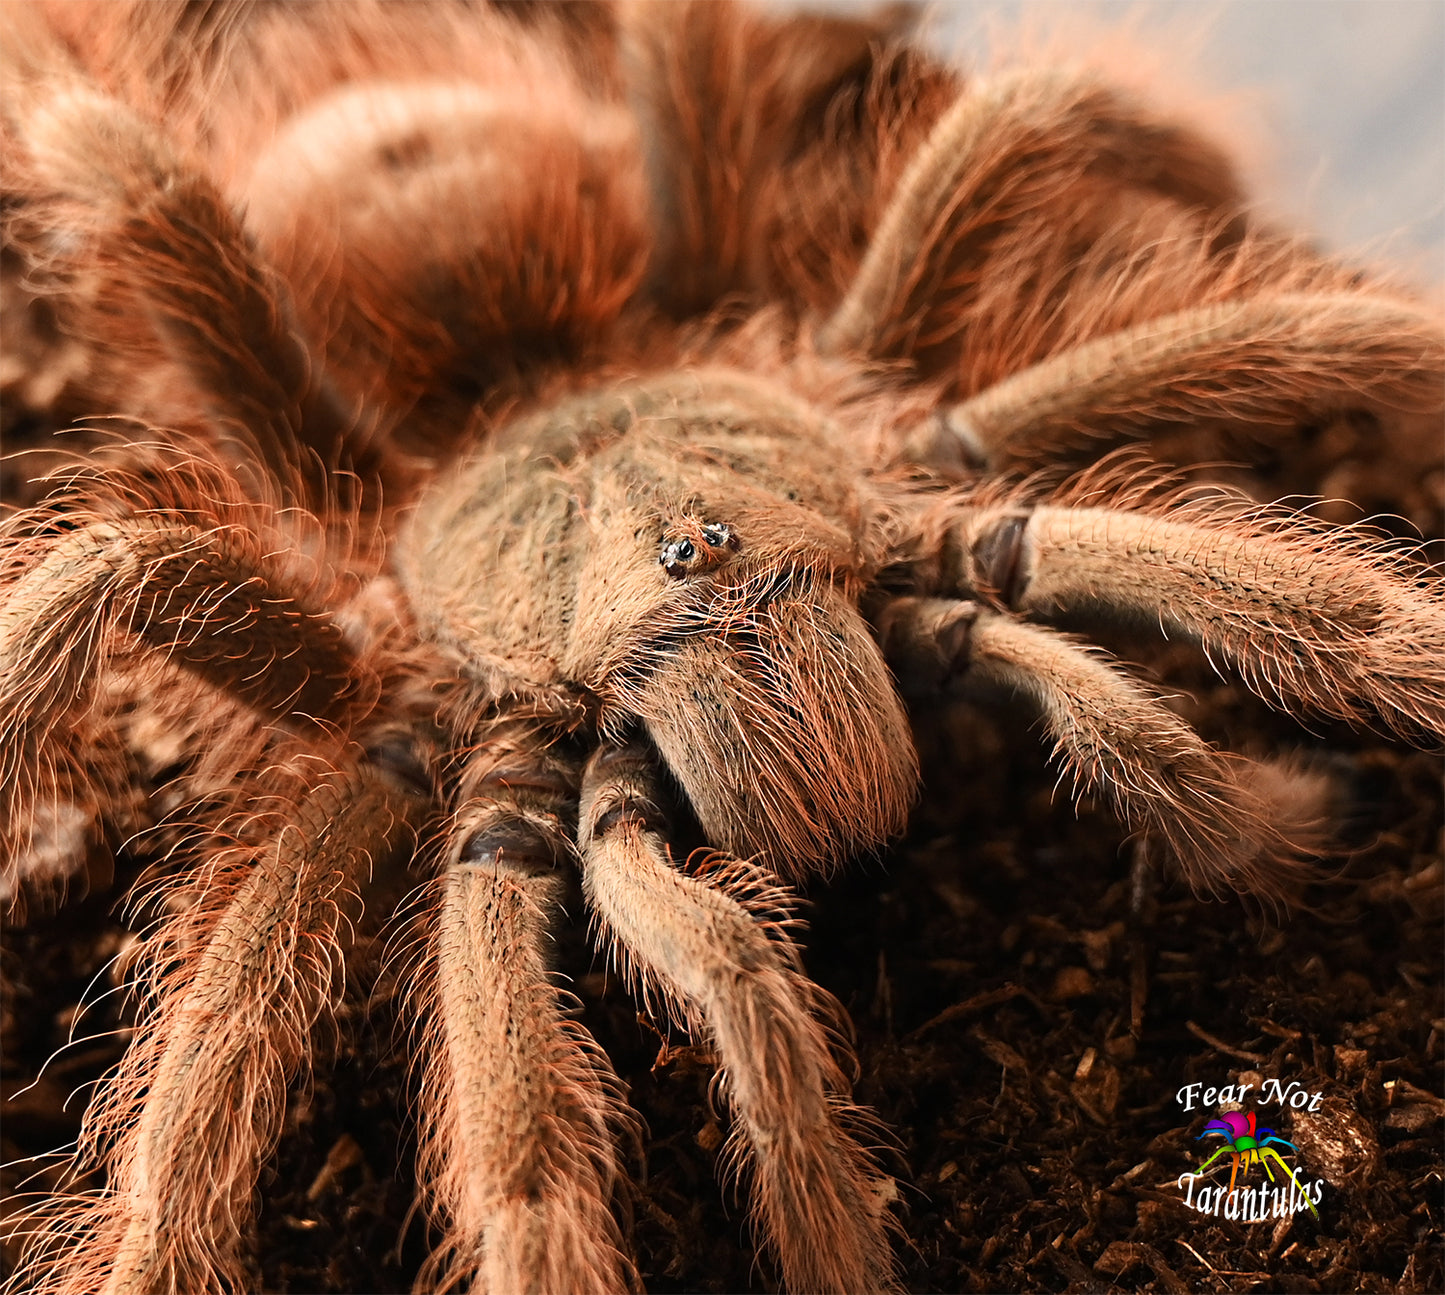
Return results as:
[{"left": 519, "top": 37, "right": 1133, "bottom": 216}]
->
[{"left": 1193, "top": 1110, "right": 1318, "bottom": 1216}]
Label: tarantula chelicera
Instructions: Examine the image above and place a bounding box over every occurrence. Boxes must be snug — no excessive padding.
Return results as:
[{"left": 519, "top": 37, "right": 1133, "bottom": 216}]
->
[{"left": 2, "top": 1, "right": 1443, "bottom": 1292}]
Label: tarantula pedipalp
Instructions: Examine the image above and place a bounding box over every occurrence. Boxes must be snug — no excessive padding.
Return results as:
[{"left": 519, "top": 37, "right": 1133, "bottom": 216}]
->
[{"left": 2, "top": 1, "right": 1443, "bottom": 1292}]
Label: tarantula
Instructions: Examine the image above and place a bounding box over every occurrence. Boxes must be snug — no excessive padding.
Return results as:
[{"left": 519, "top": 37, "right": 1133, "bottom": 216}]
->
[{"left": 2, "top": 2, "right": 1442, "bottom": 1292}]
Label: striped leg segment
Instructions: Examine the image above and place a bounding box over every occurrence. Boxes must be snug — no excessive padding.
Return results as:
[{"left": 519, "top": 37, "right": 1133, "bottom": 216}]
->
[{"left": 938, "top": 294, "right": 1445, "bottom": 468}]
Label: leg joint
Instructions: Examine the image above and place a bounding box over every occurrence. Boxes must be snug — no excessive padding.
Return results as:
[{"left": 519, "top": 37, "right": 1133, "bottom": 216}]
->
[{"left": 456, "top": 811, "right": 566, "bottom": 875}]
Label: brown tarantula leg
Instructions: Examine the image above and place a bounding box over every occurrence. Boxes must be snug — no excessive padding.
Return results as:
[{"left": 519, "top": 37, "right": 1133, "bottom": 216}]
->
[
  {"left": 935, "top": 500, "right": 1445, "bottom": 742},
  {"left": 622, "top": 0, "right": 917, "bottom": 314},
  {"left": 14, "top": 84, "right": 364, "bottom": 502},
  {"left": 0, "top": 512, "right": 376, "bottom": 903},
  {"left": 414, "top": 736, "right": 634, "bottom": 1294},
  {"left": 878, "top": 597, "right": 1320, "bottom": 900},
  {"left": 579, "top": 741, "right": 898, "bottom": 1295},
  {"left": 816, "top": 65, "right": 1242, "bottom": 359},
  {"left": 1, "top": 512, "right": 371, "bottom": 756},
  {"left": 11, "top": 748, "right": 424, "bottom": 1295},
  {"left": 933, "top": 293, "right": 1445, "bottom": 467}
]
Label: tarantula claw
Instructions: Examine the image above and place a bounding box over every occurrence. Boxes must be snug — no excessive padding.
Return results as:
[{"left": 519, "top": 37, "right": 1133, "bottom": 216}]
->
[
  {"left": 971, "top": 510, "right": 1031, "bottom": 608},
  {"left": 591, "top": 796, "right": 670, "bottom": 840}
]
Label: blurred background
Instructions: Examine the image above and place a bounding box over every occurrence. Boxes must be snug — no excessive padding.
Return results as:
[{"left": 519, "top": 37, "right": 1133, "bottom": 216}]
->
[{"left": 781, "top": 0, "right": 1445, "bottom": 289}]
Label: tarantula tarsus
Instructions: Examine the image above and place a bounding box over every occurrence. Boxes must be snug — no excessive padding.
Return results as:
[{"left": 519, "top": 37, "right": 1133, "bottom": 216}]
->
[{"left": 2, "top": 1, "right": 1443, "bottom": 1293}]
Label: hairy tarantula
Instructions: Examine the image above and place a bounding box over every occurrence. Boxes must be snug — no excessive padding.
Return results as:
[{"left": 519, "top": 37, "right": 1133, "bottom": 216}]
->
[{"left": 2, "top": 2, "right": 1443, "bottom": 1293}]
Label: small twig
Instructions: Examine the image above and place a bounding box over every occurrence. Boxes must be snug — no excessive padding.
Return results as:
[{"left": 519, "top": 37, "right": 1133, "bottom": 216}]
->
[
  {"left": 907, "top": 983, "right": 1027, "bottom": 1039},
  {"left": 1177, "top": 1240, "right": 1216, "bottom": 1274},
  {"left": 1185, "top": 1020, "right": 1266, "bottom": 1064},
  {"left": 1128, "top": 841, "right": 1154, "bottom": 1035}
]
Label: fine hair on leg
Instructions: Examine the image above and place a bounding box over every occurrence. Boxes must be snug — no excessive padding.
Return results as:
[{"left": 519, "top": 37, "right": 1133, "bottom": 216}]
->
[
  {"left": 816, "top": 65, "right": 1244, "bottom": 360},
  {"left": 409, "top": 731, "right": 635, "bottom": 1294},
  {"left": 928, "top": 494, "right": 1445, "bottom": 742},
  {"left": 7, "top": 752, "right": 421, "bottom": 1295},
  {"left": 579, "top": 741, "right": 899, "bottom": 1295},
  {"left": 877, "top": 596, "right": 1324, "bottom": 903}
]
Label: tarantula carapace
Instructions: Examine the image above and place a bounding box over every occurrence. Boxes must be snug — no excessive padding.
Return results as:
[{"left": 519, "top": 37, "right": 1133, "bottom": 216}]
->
[{"left": 2, "top": 2, "right": 1442, "bottom": 1293}]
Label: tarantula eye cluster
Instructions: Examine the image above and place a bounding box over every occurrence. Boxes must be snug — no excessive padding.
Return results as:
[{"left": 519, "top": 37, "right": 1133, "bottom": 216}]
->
[{"left": 659, "top": 519, "right": 739, "bottom": 578}]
